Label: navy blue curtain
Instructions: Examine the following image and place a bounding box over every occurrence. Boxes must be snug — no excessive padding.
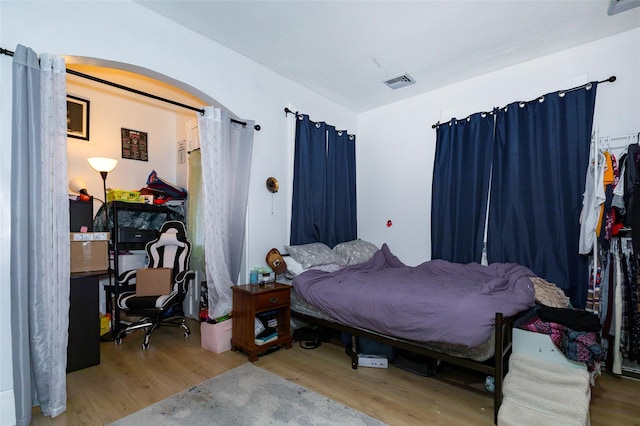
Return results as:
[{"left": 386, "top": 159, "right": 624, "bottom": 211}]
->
[
  {"left": 326, "top": 128, "right": 357, "bottom": 247},
  {"left": 488, "top": 84, "right": 598, "bottom": 308},
  {"left": 290, "top": 115, "right": 357, "bottom": 247},
  {"left": 431, "top": 112, "right": 495, "bottom": 263}
]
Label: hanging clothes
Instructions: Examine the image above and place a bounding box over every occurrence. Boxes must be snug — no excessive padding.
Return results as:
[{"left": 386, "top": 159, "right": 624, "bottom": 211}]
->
[
  {"left": 612, "top": 153, "right": 627, "bottom": 217},
  {"left": 620, "top": 248, "right": 631, "bottom": 360},
  {"left": 624, "top": 144, "right": 640, "bottom": 228},
  {"left": 629, "top": 143, "right": 640, "bottom": 254},
  {"left": 579, "top": 150, "right": 606, "bottom": 254},
  {"left": 612, "top": 242, "right": 623, "bottom": 374},
  {"left": 596, "top": 151, "right": 614, "bottom": 238},
  {"left": 598, "top": 153, "right": 620, "bottom": 251},
  {"left": 583, "top": 133, "right": 640, "bottom": 376},
  {"left": 630, "top": 254, "right": 640, "bottom": 360}
]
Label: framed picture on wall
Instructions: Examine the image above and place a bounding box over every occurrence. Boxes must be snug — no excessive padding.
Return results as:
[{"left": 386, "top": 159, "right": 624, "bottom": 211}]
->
[
  {"left": 121, "top": 128, "right": 148, "bottom": 161},
  {"left": 67, "top": 95, "right": 90, "bottom": 140}
]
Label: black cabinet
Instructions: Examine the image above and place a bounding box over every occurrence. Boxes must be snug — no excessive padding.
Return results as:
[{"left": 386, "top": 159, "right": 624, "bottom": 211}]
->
[
  {"left": 68, "top": 271, "right": 105, "bottom": 373},
  {"left": 107, "top": 200, "right": 185, "bottom": 279},
  {"left": 69, "top": 198, "right": 93, "bottom": 232},
  {"left": 108, "top": 201, "right": 184, "bottom": 250},
  {"left": 102, "top": 201, "right": 185, "bottom": 333}
]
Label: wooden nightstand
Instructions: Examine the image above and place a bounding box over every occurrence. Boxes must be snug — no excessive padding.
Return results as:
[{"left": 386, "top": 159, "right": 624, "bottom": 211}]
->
[{"left": 231, "top": 282, "right": 293, "bottom": 361}]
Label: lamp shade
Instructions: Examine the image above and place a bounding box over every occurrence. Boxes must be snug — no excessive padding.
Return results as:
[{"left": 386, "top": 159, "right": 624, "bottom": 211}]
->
[
  {"left": 69, "top": 177, "right": 88, "bottom": 194},
  {"left": 88, "top": 157, "right": 118, "bottom": 173}
]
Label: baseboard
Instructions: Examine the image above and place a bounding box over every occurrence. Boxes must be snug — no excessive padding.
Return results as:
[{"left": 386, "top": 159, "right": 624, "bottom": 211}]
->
[{"left": 0, "top": 389, "right": 15, "bottom": 426}]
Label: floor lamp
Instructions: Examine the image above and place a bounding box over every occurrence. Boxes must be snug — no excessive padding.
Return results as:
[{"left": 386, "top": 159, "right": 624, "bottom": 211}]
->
[
  {"left": 88, "top": 157, "right": 118, "bottom": 340},
  {"left": 88, "top": 157, "right": 118, "bottom": 205}
]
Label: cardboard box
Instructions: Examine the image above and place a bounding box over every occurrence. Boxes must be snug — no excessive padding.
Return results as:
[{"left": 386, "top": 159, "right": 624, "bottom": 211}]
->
[
  {"left": 70, "top": 232, "right": 110, "bottom": 241},
  {"left": 70, "top": 237, "right": 109, "bottom": 273},
  {"left": 135, "top": 267, "right": 173, "bottom": 296},
  {"left": 201, "top": 319, "right": 233, "bottom": 353}
]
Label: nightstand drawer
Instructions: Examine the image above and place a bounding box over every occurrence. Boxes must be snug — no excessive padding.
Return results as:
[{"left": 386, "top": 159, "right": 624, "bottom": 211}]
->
[{"left": 254, "top": 290, "right": 290, "bottom": 311}]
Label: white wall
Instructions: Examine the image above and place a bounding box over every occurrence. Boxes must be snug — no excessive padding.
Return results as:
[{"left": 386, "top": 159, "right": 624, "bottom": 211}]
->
[
  {"left": 357, "top": 28, "right": 640, "bottom": 266},
  {"left": 0, "top": 1, "right": 356, "bottom": 424},
  {"left": 67, "top": 71, "right": 192, "bottom": 210}
]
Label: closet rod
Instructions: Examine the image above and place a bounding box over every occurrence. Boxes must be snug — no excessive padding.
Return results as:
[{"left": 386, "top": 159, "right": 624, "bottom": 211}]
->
[
  {"left": 596, "top": 133, "right": 639, "bottom": 141},
  {"left": 431, "top": 76, "right": 617, "bottom": 129},
  {"left": 1, "top": 46, "right": 261, "bottom": 131}
]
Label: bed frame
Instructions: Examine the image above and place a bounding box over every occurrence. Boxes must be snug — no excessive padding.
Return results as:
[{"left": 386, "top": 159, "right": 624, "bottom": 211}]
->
[{"left": 291, "top": 309, "right": 515, "bottom": 424}]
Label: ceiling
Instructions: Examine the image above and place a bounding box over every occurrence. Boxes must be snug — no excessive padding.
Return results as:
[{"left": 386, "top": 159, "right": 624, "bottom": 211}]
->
[{"left": 136, "top": 1, "right": 640, "bottom": 113}]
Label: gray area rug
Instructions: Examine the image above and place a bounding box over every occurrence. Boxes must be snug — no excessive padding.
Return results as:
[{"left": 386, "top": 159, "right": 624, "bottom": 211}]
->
[{"left": 110, "top": 363, "right": 387, "bottom": 425}]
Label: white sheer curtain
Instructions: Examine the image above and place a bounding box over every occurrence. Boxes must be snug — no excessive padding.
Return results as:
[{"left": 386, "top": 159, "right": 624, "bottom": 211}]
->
[
  {"left": 198, "top": 107, "right": 254, "bottom": 319},
  {"left": 11, "top": 45, "right": 69, "bottom": 424}
]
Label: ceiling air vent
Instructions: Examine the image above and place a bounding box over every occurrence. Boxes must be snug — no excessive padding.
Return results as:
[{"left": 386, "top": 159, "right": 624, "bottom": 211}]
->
[
  {"left": 383, "top": 73, "right": 416, "bottom": 90},
  {"left": 608, "top": 0, "right": 640, "bottom": 15}
]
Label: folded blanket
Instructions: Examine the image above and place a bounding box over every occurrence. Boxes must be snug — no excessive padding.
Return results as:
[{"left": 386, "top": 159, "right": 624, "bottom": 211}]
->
[
  {"left": 498, "top": 352, "right": 591, "bottom": 426},
  {"left": 530, "top": 277, "right": 570, "bottom": 308}
]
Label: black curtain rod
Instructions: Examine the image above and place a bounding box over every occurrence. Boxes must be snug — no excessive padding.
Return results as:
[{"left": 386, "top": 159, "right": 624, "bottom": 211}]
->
[
  {"left": 431, "top": 76, "right": 617, "bottom": 129},
  {"left": 1, "top": 46, "right": 260, "bottom": 131},
  {"left": 284, "top": 107, "right": 356, "bottom": 140}
]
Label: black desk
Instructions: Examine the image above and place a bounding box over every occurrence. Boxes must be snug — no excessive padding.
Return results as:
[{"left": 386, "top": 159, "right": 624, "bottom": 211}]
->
[{"left": 68, "top": 270, "right": 108, "bottom": 373}]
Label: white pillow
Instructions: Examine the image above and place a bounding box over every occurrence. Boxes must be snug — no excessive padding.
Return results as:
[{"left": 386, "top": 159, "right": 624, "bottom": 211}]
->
[{"left": 285, "top": 256, "right": 305, "bottom": 276}]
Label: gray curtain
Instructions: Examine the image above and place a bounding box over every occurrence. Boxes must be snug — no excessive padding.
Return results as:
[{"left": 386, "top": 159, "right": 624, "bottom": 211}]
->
[
  {"left": 11, "top": 45, "right": 70, "bottom": 424},
  {"left": 198, "top": 108, "right": 254, "bottom": 319}
]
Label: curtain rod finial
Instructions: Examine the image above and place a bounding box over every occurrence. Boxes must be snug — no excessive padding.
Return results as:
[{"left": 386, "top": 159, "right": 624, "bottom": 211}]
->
[{"left": 254, "top": 124, "right": 261, "bottom": 131}]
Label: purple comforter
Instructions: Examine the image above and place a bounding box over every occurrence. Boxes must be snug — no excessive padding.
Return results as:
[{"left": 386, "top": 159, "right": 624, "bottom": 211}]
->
[{"left": 293, "top": 244, "right": 536, "bottom": 348}]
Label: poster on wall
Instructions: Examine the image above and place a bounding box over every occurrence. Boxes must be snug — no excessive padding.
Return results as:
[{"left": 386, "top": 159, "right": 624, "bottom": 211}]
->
[
  {"left": 121, "top": 128, "right": 148, "bottom": 161},
  {"left": 67, "top": 95, "right": 90, "bottom": 140},
  {"left": 177, "top": 140, "right": 186, "bottom": 165}
]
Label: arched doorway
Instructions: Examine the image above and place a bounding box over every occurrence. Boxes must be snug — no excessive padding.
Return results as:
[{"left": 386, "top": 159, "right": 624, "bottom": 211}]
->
[{"left": 65, "top": 58, "right": 211, "bottom": 323}]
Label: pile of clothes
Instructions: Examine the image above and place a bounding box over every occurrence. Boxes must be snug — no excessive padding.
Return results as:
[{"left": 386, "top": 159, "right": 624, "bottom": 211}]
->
[
  {"left": 140, "top": 170, "right": 187, "bottom": 205},
  {"left": 514, "top": 304, "right": 604, "bottom": 372}
]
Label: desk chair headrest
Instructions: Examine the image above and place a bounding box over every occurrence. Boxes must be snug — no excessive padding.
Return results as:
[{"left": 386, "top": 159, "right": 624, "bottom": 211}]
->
[{"left": 156, "top": 229, "right": 186, "bottom": 248}]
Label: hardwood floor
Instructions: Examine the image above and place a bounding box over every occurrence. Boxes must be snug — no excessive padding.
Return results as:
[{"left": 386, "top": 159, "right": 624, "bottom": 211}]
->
[{"left": 31, "top": 319, "right": 640, "bottom": 425}]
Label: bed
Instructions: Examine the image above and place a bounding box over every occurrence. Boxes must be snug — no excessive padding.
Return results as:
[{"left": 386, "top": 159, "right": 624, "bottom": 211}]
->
[{"left": 285, "top": 241, "right": 537, "bottom": 424}]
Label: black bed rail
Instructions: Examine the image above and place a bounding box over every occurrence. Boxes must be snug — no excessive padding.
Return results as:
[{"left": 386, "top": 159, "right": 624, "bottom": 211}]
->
[{"left": 291, "top": 310, "right": 514, "bottom": 424}]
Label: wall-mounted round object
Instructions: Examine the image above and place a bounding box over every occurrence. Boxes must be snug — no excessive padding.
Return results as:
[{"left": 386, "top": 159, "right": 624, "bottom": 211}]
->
[{"left": 266, "top": 177, "right": 279, "bottom": 193}]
